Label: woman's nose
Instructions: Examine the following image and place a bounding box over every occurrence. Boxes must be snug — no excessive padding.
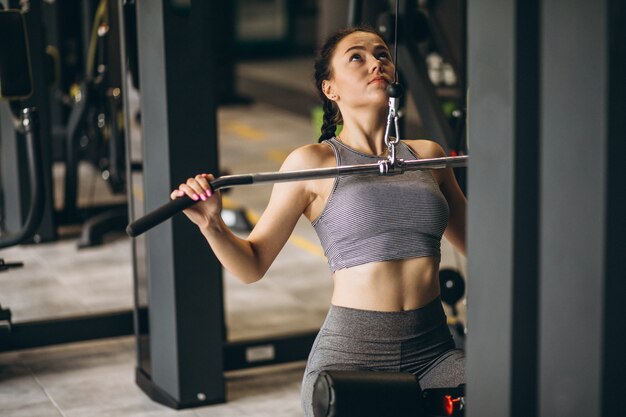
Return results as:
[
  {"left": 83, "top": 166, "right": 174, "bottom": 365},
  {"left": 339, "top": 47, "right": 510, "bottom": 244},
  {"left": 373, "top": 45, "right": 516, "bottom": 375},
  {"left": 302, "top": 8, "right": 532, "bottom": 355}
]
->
[{"left": 370, "top": 57, "right": 384, "bottom": 73}]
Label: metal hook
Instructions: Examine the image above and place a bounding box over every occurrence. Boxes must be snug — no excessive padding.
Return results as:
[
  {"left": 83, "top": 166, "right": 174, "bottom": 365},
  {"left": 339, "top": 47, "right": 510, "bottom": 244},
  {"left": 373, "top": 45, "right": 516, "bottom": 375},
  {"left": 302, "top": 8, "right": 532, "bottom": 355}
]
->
[{"left": 383, "top": 83, "right": 404, "bottom": 166}]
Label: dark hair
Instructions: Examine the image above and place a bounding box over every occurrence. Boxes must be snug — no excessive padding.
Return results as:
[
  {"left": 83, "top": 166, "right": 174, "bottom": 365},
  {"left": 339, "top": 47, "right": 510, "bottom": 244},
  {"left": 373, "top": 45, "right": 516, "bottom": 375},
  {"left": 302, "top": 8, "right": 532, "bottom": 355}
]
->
[{"left": 314, "top": 26, "right": 388, "bottom": 143}]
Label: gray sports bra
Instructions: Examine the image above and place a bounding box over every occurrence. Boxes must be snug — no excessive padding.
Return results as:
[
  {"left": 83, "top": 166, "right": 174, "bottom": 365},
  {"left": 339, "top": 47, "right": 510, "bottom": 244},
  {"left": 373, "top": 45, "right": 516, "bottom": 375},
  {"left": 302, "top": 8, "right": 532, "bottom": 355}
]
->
[{"left": 311, "top": 137, "right": 449, "bottom": 272}]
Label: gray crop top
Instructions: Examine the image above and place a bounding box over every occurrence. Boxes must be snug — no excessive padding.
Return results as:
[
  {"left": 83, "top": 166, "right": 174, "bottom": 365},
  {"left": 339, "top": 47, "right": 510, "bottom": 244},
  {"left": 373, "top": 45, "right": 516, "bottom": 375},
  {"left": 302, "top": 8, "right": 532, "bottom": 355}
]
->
[{"left": 311, "top": 137, "right": 450, "bottom": 272}]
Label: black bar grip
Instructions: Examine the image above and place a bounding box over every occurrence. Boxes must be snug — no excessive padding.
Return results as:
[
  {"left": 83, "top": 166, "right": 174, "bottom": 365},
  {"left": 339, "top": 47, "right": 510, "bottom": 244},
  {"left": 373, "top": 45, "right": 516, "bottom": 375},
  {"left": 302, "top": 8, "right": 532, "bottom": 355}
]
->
[
  {"left": 125, "top": 174, "right": 255, "bottom": 237},
  {"left": 126, "top": 195, "right": 195, "bottom": 237}
]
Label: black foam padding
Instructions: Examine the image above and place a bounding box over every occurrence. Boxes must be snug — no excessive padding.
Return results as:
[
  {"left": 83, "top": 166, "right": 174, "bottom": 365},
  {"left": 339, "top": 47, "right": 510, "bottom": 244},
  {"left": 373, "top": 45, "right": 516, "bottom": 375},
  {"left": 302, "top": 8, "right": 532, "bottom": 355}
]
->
[{"left": 312, "top": 370, "right": 423, "bottom": 417}]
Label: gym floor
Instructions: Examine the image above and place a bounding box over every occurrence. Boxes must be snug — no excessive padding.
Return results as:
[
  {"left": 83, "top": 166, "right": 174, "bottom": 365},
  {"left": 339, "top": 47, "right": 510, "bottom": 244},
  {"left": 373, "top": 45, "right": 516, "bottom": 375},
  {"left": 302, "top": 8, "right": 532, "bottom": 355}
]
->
[{"left": 0, "top": 58, "right": 466, "bottom": 417}]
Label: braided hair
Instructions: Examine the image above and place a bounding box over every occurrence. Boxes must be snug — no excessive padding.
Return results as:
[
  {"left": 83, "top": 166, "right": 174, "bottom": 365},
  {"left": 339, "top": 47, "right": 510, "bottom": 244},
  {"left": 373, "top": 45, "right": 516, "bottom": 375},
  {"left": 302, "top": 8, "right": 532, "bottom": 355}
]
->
[{"left": 314, "top": 26, "right": 388, "bottom": 143}]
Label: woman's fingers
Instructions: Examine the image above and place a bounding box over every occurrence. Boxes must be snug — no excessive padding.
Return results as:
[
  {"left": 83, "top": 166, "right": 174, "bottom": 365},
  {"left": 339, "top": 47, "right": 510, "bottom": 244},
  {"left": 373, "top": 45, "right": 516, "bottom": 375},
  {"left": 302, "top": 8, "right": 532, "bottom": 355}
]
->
[
  {"left": 176, "top": 183, "right": 199, "bottom": 201},
  {"left": 170, "top": 173, "right": 222, "bottom": 227},
  {"left": 170, "top": 189, "right": 185, "bottom": 200},
  {"left": 195, "top": 174, "right": 214, "bottom": 197},
  {"left": 170, "top": 174, "right": 216, "bottom": 201},
  {"left": 184, "top": 177, "right": 207, "bottom": 201}
]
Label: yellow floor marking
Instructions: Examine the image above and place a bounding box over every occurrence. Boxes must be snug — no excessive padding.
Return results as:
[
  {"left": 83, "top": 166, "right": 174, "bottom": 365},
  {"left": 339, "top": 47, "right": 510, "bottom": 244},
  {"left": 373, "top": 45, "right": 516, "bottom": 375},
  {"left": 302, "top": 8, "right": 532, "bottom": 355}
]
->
[
  {"left": 287, "top": 234, "right": 326, "bottom": 258},
  {"left": 221, "top": 196, "right": 239, "bottom": 210},
  {"left": 266, "top": 149, "right": 289, "bottom": 164},
  {"left": 223, "top": 121, "right": 266, "bottom": 141},
  {"left": 224, "top": 196, "right": 325, "bottom": 260}
]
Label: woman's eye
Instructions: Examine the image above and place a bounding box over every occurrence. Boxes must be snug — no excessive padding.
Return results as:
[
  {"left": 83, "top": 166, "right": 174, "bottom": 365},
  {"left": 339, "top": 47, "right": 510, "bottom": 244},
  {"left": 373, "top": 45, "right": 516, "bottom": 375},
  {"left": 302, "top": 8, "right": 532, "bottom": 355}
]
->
[
  {"left": 378, "top": 52, "right": 390, "bottom": 60},
  {"left": 350, "top": 54, "right": 362, "bottom": 62}
]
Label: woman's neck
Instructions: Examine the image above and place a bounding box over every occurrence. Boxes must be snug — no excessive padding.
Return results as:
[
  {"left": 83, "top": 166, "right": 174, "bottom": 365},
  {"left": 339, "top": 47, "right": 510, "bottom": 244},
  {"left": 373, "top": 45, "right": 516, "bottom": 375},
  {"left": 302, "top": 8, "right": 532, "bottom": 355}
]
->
[{"left": 337, "top": 107, "right": 388, "bottom": 155}]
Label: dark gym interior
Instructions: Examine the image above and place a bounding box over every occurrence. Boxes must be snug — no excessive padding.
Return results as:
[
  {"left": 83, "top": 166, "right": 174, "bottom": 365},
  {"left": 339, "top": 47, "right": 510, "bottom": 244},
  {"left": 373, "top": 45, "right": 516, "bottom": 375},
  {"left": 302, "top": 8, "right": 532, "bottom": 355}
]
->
[{"left": 0, "top": 1, "right": 623, "bottom": 416}]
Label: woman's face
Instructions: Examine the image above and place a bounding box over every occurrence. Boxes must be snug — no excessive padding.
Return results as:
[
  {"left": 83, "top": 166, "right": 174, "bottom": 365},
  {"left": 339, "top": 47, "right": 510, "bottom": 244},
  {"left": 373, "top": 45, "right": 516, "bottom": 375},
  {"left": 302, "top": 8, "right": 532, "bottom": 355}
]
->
[{"left": 324, "top": 31, "right": 394, "bottom": 110}]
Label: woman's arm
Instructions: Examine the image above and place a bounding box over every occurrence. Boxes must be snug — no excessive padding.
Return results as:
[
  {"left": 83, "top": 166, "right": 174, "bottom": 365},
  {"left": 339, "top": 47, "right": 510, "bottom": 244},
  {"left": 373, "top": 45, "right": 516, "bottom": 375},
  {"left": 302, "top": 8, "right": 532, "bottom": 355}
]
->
[
  {"left": 173, "top": 145, "right": 326, "bottom": 283},
  {"left": 405, "top": 140, "right": 467, "bottom": 256}
]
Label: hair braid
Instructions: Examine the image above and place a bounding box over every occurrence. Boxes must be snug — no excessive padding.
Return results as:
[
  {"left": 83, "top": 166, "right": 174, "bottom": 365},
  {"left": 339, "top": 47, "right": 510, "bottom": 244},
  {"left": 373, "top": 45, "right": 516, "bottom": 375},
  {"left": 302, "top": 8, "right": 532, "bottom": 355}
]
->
[{"left": 319, "top": 98, "right": 339, "bottom": 142}]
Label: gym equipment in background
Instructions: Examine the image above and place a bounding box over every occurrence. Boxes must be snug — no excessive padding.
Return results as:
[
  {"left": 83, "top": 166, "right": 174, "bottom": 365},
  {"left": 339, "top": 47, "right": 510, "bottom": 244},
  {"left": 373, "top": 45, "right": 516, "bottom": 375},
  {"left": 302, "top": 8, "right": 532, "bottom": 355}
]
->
[
  {"left": 439, "top": 268, "right": 466, "bottom": 349},
  {"left": 0, "top": 6, "right": 48, "bottom": 342},
  {"left": 0, "top": 1, "right": 134, "bottom": 355},
  {"left": 0, "top": 9, "right": 45, "bottom": 249},
  {"left": 60, "top": 0, "right": 128, "bottom": 248}
]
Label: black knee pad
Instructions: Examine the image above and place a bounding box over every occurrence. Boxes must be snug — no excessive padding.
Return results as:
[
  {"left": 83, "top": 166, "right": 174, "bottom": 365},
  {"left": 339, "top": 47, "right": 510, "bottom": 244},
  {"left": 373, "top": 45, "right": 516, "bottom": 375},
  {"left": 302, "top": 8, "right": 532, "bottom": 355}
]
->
[
  {"left": 312, "top": 370, "right": 422, "bottom": 417},
  {"left": 312, "top": 370, "right": 465, "bottom": 417}
]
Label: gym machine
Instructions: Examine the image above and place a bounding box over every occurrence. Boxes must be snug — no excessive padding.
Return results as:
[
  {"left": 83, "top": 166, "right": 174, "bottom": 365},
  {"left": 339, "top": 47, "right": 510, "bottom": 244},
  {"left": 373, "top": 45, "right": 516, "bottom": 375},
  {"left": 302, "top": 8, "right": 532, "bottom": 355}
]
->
[
  {"left": 0, "top": 0, "right": 56, "bottom": 244},
  {"left": 0, "top": 1, "right": 135, "bottom": 353},
  {"left": 0, "top": 0, "right": 132, "bottom": 249},
  {"left": 0, "top": 7, "right": 45, "bottom": 334},
  {"left": 60, "top": 0, "right": 129, "bottom": 248}
]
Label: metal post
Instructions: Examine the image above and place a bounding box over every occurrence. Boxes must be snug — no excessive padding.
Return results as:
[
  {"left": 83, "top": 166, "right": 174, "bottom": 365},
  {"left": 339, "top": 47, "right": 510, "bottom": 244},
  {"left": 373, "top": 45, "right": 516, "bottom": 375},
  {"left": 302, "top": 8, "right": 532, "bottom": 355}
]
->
[
  {"left": 467, "top": 1, "right": 540, "bottom": 416},
  {"left": 538, "top": 0, "right": 625, "bottom": 415},
  {"left": 133, "top": 0, "right": 225, "bottom": 408},
  {"left": 603, "top": 2, "right": 626, "bottom": 413}
]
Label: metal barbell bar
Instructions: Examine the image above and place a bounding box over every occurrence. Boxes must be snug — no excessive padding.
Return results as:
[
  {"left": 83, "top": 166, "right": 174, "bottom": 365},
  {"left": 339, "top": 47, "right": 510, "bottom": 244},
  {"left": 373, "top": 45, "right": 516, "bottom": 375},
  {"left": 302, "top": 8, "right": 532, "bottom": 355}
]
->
[{"left": 126, "top": 155, "right": 468, "bottom": 238}]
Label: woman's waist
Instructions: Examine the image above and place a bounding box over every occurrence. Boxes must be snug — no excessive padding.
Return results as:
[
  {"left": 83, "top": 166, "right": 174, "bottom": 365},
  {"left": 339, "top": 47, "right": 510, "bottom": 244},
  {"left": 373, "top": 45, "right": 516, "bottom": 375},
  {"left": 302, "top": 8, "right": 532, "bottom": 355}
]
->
[
  {"left": 331, "top": 257, "right": 441, "bottom": 311},
  {"left": 321, "top": 296, "right": 448, "bottom": 341}
]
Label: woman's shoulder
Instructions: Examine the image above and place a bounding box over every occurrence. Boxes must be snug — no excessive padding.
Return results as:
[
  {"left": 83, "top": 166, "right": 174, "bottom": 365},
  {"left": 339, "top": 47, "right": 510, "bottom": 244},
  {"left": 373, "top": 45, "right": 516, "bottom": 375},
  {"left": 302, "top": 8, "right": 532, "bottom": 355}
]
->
[
  {"left": 402, "top": 139, "right": 446, "bottom": 159},
  {"left": 280, "top": 142, "right": 336, "bottom": 171}
]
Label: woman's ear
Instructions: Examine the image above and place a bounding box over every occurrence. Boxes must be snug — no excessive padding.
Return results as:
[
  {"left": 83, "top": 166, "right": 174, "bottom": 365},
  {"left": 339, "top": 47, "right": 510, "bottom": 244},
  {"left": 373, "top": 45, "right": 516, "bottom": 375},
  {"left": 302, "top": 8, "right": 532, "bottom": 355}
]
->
[{"left": 322, "top": 80, "right": 338, "bottom": 101}]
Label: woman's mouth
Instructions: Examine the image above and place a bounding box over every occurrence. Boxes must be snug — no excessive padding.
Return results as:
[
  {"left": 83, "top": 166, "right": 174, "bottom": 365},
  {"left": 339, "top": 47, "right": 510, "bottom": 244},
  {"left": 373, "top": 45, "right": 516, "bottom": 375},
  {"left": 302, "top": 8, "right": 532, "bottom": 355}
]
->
[{"left": 369, "top": 77, "right": 387, "bottom": 85}]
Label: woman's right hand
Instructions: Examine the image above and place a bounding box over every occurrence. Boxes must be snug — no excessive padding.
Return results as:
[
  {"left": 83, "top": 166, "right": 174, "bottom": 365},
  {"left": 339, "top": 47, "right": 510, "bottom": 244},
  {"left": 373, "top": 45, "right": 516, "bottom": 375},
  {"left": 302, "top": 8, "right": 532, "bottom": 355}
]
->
[{"left": 170, "top": 173, "right": 222, "bottom": 228}]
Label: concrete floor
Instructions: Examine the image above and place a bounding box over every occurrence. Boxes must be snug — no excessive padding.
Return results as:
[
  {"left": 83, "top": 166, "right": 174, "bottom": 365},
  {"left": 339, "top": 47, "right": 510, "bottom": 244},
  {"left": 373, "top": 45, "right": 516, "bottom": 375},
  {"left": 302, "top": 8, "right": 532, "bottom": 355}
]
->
[
  {"left": 0, "top": 336, "right": 307, "bottom": 417},
  {"left": 0, "top": 59, "right": 467, "bottom": 416}
]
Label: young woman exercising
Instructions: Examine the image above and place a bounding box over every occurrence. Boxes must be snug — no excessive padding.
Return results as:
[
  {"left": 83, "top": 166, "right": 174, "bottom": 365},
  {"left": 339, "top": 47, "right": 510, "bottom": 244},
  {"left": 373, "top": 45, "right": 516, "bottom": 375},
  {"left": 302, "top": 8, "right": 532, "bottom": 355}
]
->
[{"left": 171, "top": 26, "right": 467, "bottom": 416}]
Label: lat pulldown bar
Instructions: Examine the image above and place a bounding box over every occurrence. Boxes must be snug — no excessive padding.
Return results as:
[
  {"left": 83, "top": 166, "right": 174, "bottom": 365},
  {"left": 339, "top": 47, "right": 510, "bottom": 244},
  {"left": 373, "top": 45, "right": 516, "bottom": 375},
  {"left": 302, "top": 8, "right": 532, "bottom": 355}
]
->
[{"left": 126, "top": 154, "right": 468, "bottom": 238}]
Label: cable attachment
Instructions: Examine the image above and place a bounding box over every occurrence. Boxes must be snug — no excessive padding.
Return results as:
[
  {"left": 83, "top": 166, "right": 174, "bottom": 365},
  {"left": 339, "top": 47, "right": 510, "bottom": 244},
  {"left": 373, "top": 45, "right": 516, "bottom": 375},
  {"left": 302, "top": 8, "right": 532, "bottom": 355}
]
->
[
  {"left": 383, "top": 82, "right": 404, "bottom": 166},
  {"left": 378, "top": 157, "right": 405, "bottom": 176}
]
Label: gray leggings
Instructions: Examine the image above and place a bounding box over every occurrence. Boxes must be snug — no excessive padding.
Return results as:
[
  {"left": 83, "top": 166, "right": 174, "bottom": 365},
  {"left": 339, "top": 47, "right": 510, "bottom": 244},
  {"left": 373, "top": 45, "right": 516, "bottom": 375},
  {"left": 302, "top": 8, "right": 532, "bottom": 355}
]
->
[{"left": 301, "top": 297, "right": 465, "bottom": 417}]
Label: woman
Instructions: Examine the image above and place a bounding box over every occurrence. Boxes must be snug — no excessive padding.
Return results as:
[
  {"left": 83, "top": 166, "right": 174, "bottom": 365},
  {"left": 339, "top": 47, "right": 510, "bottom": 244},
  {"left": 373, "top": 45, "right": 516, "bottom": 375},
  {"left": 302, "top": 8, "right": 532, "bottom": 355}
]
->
[{"left": 171, "top": 26, "right": 467, "bottom": 416}]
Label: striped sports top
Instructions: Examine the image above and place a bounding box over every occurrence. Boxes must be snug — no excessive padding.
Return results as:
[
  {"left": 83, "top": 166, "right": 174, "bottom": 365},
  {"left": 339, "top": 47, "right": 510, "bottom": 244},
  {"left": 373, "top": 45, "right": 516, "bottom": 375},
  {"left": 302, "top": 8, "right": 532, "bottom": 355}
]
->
[{"left": 311, "top": 137, "right": 450, "bottom": 273}]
